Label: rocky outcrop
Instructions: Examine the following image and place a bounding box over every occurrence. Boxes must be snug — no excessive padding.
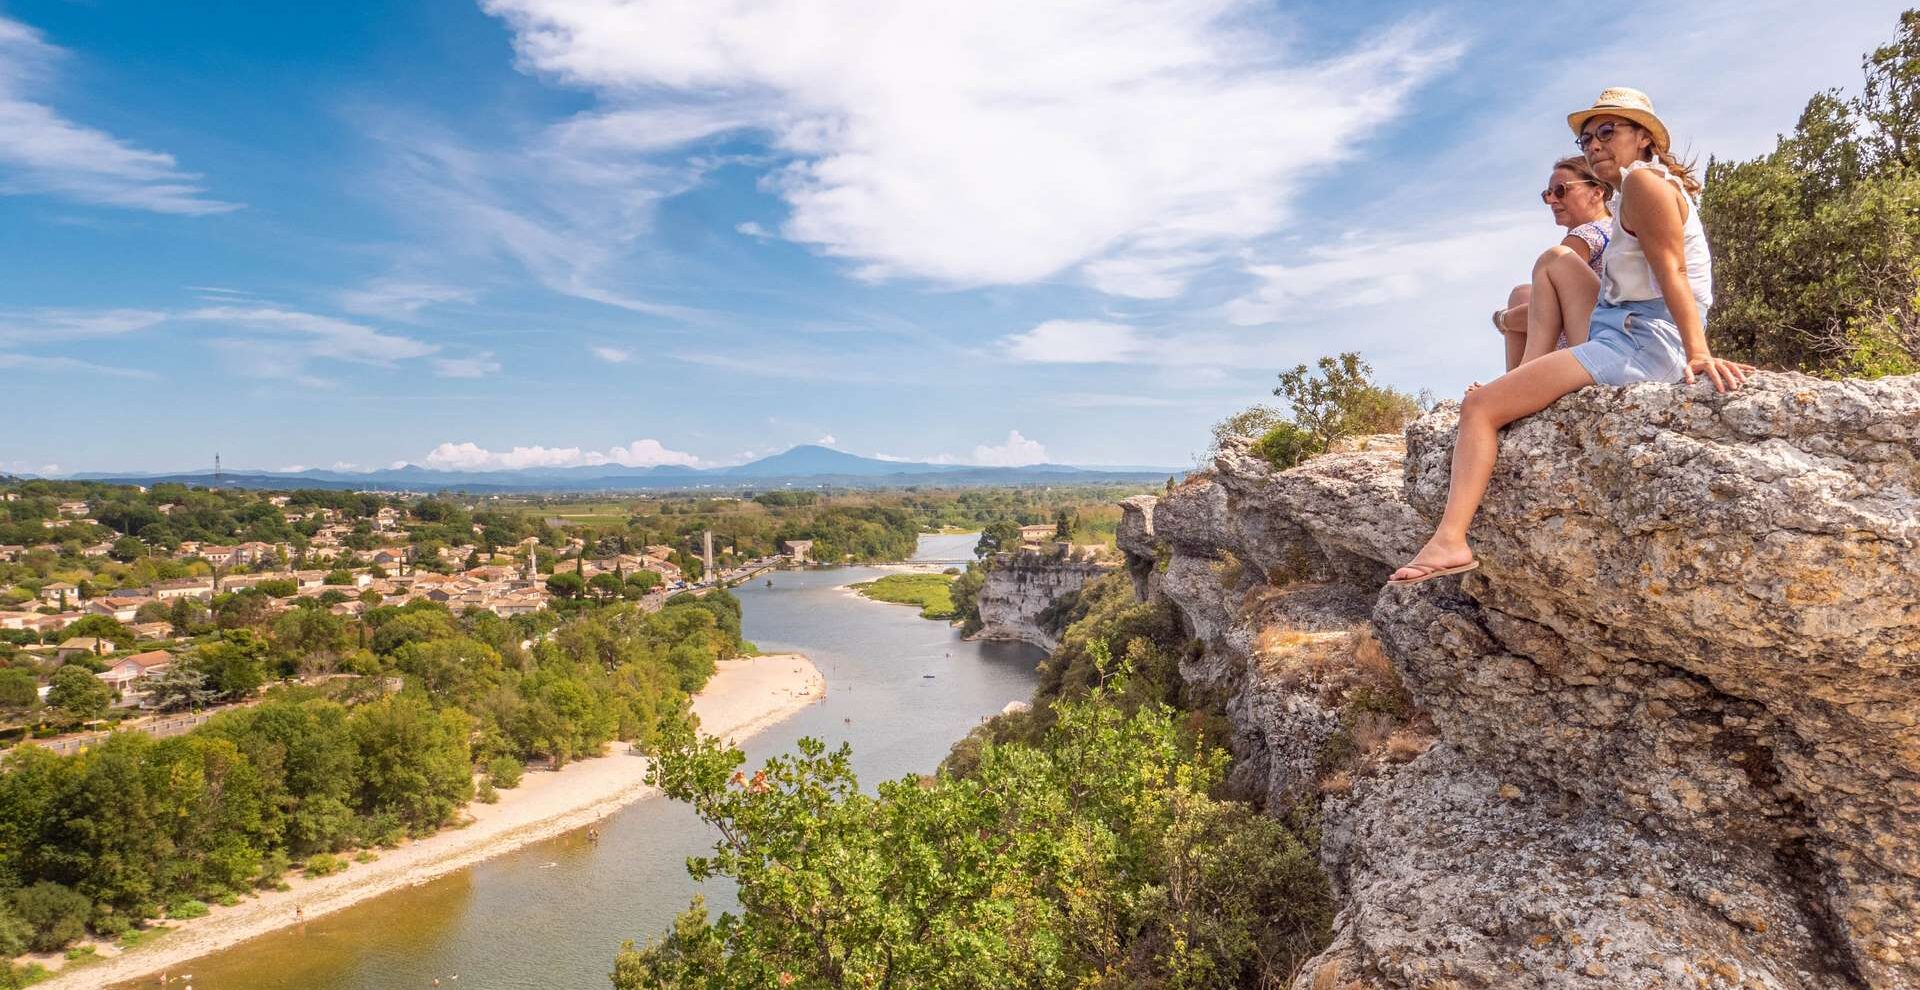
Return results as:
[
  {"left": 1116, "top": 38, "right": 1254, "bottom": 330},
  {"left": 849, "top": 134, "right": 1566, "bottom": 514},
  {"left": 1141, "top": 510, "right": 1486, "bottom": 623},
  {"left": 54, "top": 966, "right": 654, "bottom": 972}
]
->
[
  {"left": 972, "top": 550, "right": 1115, "bottom": 651},
  {"left": 1121, "top": 374, "right": 1920, "bottom": 989}
]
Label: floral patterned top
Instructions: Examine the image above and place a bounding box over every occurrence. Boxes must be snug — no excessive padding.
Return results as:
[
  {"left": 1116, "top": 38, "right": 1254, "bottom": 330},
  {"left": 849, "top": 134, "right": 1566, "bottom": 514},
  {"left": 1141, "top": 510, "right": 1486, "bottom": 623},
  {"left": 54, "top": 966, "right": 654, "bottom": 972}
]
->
[{"left": 1569, "top": 219, "right": 1612, "bottom": 277}]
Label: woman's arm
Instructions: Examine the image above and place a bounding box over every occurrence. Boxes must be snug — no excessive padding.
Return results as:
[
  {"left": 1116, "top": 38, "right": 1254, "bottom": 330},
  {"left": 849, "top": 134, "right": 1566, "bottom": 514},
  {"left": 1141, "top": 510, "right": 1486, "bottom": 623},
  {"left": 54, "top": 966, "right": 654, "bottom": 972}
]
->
[
  {"left": 1621, "top": 170, "right": 1747, "bottom": 391},
  {"left": 1559, "top": 232, "right": 1593, "bottom": 264}
]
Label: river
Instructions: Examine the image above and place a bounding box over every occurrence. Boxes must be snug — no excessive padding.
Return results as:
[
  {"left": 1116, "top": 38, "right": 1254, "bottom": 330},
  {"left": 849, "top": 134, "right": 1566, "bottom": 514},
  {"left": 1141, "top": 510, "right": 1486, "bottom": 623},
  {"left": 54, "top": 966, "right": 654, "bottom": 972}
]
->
[{"left": 119, "top": 534, "right": 1039, "bottom": 990}]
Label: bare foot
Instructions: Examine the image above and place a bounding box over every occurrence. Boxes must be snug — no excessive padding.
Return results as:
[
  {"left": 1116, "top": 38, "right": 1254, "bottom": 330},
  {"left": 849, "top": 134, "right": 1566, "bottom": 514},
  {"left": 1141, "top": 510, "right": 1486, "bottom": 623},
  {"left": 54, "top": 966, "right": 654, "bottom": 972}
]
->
[{"left": 1389, "top": 538, "right": 1475, "bottom": 584}]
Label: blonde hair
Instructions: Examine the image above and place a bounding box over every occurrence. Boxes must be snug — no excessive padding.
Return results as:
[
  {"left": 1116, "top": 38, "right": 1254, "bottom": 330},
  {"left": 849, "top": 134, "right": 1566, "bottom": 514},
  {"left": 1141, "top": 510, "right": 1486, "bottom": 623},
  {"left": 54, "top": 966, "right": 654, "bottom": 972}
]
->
[{"left": 1552, "top": 155, "right": 1613, "bottom": 210}]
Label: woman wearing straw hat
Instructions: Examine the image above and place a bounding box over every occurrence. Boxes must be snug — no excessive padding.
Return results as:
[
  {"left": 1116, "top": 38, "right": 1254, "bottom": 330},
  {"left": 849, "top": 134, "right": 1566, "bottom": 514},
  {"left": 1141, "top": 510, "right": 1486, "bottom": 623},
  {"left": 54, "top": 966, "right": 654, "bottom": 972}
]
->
[{"left": 1389, "top": 88, "right": 1754, "bottom": 585}]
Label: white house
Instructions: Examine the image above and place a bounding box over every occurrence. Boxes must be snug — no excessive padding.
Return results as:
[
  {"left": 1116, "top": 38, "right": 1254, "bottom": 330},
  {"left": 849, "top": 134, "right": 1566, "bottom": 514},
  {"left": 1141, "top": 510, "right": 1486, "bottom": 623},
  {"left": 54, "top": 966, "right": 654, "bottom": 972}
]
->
[{"left": 96, "top": 650, "right": 174, "bottom": 699}]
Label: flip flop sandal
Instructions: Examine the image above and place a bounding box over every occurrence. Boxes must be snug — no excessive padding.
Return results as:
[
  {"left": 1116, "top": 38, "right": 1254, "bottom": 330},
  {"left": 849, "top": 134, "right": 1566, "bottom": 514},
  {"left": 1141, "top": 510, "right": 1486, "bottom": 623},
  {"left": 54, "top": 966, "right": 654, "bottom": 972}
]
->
[{"left": 1387, "top": 559, "right": 1480, "bottom": 586}]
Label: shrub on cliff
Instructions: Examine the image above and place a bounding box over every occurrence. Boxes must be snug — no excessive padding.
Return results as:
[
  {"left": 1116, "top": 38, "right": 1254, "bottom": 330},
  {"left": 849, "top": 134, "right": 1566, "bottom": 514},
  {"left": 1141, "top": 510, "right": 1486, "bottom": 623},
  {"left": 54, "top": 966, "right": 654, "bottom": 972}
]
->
[{"left": 1214, "top": 352, "right": 1421, "bottom": 469}]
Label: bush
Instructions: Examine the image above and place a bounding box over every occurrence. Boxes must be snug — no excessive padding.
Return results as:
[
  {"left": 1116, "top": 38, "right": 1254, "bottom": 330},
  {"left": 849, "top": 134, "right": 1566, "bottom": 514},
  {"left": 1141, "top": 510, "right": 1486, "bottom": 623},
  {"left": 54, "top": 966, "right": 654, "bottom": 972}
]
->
[
  {"left": 303, "top": 853, "right": 347, "bottom": 878},
  {"left": 11, "top": 882, "right": 90, "bottom": 953},
  {"left": 0, "top": 903, "right": 32, "bottom": 958},
  {"left": 476, "top": 780, "right": 499, "bottom": 804},
  {"left": 167, "top": 899, "right": 210, "bottom": 920},
  {"left": 1252, "top": 422, "right": 1314, "bottom": 470},
  {"left": 487, "top": 756, "right": 523, "bottom": 790}
]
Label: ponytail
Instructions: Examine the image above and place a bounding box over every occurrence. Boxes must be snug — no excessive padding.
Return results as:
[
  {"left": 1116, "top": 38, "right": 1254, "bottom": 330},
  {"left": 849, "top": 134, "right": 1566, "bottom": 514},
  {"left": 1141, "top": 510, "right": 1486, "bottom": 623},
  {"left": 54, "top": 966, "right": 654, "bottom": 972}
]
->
[{"left": 1652, "top": 149, "right": 1702, "bottom": 197}]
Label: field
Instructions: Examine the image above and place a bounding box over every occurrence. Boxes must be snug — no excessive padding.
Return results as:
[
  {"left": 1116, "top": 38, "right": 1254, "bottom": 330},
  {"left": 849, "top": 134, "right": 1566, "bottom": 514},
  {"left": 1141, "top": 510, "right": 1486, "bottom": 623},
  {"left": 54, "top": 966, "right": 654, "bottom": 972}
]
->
[{"left": 850, "top": 573, "right": 958, "bottom": 620}]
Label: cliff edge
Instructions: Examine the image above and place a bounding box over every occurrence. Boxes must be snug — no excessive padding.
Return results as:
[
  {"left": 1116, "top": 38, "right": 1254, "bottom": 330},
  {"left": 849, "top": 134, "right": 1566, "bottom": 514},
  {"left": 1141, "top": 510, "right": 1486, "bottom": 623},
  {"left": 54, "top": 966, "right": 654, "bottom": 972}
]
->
[{"left": 1120, "top": 373, "right": 1919, "bottom": 989}]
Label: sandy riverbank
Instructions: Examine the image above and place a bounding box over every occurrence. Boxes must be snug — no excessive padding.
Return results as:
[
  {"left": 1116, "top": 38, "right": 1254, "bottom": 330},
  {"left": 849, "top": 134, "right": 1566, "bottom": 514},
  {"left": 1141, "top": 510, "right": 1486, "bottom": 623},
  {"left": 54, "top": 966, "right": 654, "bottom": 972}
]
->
[{"left": 35, "top": 653, "right": 825, "bottom": 990}]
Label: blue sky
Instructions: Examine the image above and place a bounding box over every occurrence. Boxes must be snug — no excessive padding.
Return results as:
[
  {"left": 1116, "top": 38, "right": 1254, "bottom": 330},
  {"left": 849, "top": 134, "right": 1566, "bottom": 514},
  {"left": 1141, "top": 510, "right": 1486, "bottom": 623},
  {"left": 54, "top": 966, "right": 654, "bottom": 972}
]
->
[{"left": 1, "top": 0, "right": 1909, "bottom": 475}]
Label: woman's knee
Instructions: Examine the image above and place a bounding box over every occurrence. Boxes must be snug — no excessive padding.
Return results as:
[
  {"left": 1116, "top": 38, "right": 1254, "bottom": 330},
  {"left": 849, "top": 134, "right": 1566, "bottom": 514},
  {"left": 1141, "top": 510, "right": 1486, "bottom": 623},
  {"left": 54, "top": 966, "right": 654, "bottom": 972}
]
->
[
  {"left": 1506, "top": 284, "right": 1530, "bottom": 309},
  {"left": 1532, "top": 244, "right": 1578, "bottom": 272}
]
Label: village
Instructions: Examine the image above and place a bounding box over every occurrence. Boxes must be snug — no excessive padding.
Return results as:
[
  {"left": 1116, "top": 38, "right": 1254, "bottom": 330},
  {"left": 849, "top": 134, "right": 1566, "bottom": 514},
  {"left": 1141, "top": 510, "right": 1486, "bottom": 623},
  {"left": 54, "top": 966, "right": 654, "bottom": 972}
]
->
[{"left": 0, "top": 486, "right": 812, "bottom": 722}]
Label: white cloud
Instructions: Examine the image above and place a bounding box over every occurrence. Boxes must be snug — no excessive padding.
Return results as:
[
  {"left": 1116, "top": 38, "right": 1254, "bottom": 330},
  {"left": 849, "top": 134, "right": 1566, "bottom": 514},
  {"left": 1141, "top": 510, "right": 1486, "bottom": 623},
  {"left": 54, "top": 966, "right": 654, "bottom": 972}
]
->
[
  {"left": 0, "top": 17, "right": 239, "bottom": 215},
  {"left": 337, "top": 278, "right": 477, "bottom": 317},
  {"left": 185, "top": 306, "right": 439, "bottom": 364},
  {"left": 971, "top": 430, "right": 1049, "bottom": 467},
  {"left": 0, "top": 351, "right": 155, "bottom": 379},
  {"left": 0, "top": 307, "right": 166, "bottom": 343},
  {"left": 420, "top": 438, "right": 704, "bottom": 471},
  {"left": 736, "top": 220, "right": 773, "bottom": 240},
  {"left": 815, "top": 434, "right": 836, "bottom": 446},
  {"left": 1224, "top": 214, "right": 1547, "bottom": 326},
  {"left": 481, "top": 0, "right": 1456, "bottom": 297},
  {"left": 591, "top": 344, "right": 633, "bottom": 363},
  {"left": 1001, "top": 319, "right": 1149, "bottom": 364},
  {"left": 433, "top": 352, "right": 502, "bottom": 378}
]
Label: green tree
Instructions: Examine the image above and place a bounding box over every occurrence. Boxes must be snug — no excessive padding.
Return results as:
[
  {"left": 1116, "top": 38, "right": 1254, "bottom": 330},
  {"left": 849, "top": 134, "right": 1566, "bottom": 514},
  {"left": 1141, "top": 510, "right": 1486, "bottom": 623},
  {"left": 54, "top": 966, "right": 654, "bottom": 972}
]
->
[
  {"left": 143, "top": 665, "right": 217, "bottom": 712},
  {"left": 1271, "top": 352, "right": 1418, "bottom": 458},
  {"left": 589, "top": 572, "right": 626, "bottom": 602},
  {"left": 45, "top": 665, "right": 113, "bottom": 722},
  {"left": 109, "top": 536, "right": 146, "bottom": 563},
  {"left": 0, "top": 667, "right": 36, "bottom": 715},
  {"left": 349, "top": 695, "right": 474, "bottom": 834},
  {"left": 191, "top": 633, "right": 269, "bottom": 700},
  {"left": 546, "top": 571, "right": 587, "bottom": 600},
  {"left": 10, "top": 882, "right": 90, "bottom": 953},
  {"left": 974, "top": 520, "right": 1021, "bottom": 558},
  {"left": 64, "top": 614, "right": 132, "bottom": 647},
  {"left": 624, "top": 570, "right": 662, "bottom": 598},
  {"left": 615, "top": 676, "right": 1330, "bottom": 990},
  {"left": 1701, "top": 10, "right": 1920, "bottom": 375}
]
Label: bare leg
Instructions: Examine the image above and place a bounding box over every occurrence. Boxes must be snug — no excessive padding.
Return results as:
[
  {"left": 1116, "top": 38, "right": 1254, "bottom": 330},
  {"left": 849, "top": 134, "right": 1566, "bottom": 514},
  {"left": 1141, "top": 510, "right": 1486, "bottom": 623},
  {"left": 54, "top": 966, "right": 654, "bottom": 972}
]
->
[
  {"left": 1390, "top": 350, "right": 1596, "bottom": 581},
  {"left": 1499, "top": 285, "right": 1530, "bottom": 372},
  {"left": 1522, "top": 246, "right": 1599, "bottom": 364}
]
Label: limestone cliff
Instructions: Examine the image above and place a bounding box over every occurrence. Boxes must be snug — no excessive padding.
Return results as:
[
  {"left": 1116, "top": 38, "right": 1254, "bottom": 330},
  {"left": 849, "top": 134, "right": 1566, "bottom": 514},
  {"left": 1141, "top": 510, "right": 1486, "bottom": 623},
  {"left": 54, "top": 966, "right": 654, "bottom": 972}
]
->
[
  {"left": 1119, "top": 374, "right": 1920, "bottom": 989},
  {"left": 972, "top": 550, "right": 1116, "bottom": 651}
]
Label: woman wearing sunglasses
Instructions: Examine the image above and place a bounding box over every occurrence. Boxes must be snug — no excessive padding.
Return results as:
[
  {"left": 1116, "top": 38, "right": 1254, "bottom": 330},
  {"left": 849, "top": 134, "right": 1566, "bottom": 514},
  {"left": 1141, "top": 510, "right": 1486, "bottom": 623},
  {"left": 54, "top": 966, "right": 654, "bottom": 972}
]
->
[
  {"left": 1491, "top": 155, "right": 1613, "bottom": 371},
  {"left": 1390, "top": 88, "right": 1753, "bottom": 586}
]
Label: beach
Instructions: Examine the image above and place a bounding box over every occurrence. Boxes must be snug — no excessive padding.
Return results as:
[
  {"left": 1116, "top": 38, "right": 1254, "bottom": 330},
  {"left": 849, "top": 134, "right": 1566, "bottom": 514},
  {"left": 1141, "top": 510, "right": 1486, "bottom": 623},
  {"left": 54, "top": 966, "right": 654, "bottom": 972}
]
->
[{"left": 34, "top": 653, "right": 825, "bottom": 990}]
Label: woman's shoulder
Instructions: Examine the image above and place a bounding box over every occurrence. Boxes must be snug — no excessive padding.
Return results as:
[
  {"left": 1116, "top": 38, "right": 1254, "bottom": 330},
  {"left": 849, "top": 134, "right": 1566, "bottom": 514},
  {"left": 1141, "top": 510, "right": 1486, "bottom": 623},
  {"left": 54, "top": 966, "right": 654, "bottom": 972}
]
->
[
  {"left": 1622, "top": 160, "right": 1687, "bottom": 198},
  {"left": 1571, "top": 217, "right": 1613, "bottom": 239}
]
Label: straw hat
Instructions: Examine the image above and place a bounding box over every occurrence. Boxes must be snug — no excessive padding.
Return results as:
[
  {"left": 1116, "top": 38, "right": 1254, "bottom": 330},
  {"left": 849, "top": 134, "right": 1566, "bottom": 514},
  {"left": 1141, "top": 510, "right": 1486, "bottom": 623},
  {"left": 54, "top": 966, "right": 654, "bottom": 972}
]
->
[{"left": 1567, "top": 87, "right": 1670, "bottom": 153}]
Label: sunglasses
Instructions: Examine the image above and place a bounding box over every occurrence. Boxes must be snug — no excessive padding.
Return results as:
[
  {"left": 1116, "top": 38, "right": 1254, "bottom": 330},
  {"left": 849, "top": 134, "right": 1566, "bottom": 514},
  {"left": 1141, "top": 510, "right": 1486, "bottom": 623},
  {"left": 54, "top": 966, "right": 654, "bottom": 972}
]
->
[
  {"left": 1540, "top": 178, "right": 1598, "bottom": 203},
  {"left": 1576, "top": 120, "right": 1634, "bottom": 150}
]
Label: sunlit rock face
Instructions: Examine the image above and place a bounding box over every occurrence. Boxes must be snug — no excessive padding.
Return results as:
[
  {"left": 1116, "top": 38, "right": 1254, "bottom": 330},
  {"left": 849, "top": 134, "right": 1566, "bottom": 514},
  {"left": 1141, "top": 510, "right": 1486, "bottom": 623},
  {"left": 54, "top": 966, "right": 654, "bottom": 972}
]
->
[
  {"left": 972, "top": 551, "right": 1114, "bottom": 652},
  {"left": 1124, "top": 373, "right": 1920, "bottom": 989}
]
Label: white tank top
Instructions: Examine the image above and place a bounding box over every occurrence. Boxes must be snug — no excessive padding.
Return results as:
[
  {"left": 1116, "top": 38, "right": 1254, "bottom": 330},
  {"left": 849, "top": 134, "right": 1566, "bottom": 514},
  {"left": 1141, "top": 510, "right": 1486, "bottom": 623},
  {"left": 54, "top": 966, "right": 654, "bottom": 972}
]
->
[{"left": 1600, "top": 158, "right": 1713, "bottom": 312}]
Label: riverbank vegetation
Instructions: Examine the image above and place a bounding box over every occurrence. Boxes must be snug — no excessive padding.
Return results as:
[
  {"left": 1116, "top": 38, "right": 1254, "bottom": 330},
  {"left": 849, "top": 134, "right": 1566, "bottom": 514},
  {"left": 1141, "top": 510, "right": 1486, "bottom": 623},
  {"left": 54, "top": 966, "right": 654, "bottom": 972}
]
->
[
  {"left": 847, "top": 573, "right": 957, "bottom": 620},
  {"left": 0, "top": 591, "right": 748, "bottom": 974},
  {"left": 617, "top": 571, "right": 1332, "bottom": 989}
]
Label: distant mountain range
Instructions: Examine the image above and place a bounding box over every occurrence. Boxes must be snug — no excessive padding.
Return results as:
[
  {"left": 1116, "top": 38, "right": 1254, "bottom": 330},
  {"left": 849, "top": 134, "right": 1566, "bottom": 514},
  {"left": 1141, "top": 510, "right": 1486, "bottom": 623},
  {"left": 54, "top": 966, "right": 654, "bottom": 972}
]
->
[{"left": 54, "top": 446, "right": 1182, "bottom": 492}]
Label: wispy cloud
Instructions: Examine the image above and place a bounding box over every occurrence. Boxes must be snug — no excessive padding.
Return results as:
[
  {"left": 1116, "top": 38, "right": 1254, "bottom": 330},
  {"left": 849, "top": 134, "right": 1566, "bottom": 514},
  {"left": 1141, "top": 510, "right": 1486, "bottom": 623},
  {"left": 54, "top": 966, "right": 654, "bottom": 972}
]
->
[
  {"left": 0, "top": 307, "right": 167, "bottom": 343},
  {"left": 362, "top": 115, "right": 707, "bottom": 319},
  {"left": 0, "top": 17, "right": 239, "bottom": 215},
  {"left": 337, "top": 277, "right": 477, "bottom": 318},
  {"left": 0, "top": 351, "right": 156, "bottom": 379},
  {"left": 418, "top": 438, "right": 703, "bottom": 471},
  {"left": 590, "top": 344, "right": 632, "bottom": 363},
  {"left": 483, "top": 1, "right": 1456, "bottom": 299},
  {"left": 184, "top": 305, "right": 439, "bottom": 364}
]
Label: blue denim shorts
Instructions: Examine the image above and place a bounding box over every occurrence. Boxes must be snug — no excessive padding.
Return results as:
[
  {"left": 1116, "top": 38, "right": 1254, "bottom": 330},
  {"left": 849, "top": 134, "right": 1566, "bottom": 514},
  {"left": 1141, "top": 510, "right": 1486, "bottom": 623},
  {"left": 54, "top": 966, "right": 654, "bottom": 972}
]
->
[{"left": 1569, "top": 299, "right": 1688, "bottom": 386}]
